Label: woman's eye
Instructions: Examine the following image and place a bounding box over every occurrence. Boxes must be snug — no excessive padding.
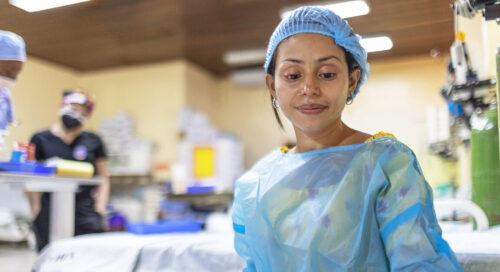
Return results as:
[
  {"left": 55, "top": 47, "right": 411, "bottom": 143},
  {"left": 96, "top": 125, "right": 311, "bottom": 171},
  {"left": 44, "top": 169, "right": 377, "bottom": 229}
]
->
[
  {"left": 321, "top": 73, "right": 336, "bottom": 79},
  {"left": 285, "top": 74, "right": 300, "bottom": 80}
]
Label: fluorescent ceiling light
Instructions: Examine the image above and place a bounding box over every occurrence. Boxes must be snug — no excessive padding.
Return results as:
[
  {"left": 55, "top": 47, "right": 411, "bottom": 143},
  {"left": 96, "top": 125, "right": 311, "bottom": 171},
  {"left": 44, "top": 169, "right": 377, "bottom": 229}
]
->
[
  {"left": 360, "top": 36, "right": 393, "bottom": 53},
  {"left": 223, "top": 48, "right": 267, "bottom": 66},
  {"left": 230, "top": 68, "right": 266, "bottom": 87},
  {"left": 281, "top": 0, "right": 369, "bottom": 19},
  {"left": 9, "top": 0, "right": 91, "bottom": 12},
  {"left": 223, "top": 35, "right": 392, "bottom": 67}
]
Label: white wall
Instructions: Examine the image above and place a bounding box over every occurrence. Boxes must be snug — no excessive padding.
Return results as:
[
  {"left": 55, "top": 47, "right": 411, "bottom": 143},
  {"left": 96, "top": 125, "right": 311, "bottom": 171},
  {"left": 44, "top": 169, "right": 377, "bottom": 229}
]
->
[
  {"left": 8, "top": 56, "right": 79, "bottom": 146},
  {"left": 79, "top": 60, "right": 187, "bottom": 163}
]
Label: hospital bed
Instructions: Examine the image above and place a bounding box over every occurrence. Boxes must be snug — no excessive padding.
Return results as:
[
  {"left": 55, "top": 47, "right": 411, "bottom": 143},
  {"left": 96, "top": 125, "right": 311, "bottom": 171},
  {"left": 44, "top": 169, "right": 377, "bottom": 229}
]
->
[
  {"left": 437, "top": 198, "right": 500, "bottom": 272},
  {"left": 34, "top": 231, "right": 245, "bottom": 272},
  {"left": 34, "top": 203, "right": 500, "bottom": 272},
  {"left": 34, "top": 229, "right": 500, "bottom": 272},
  {"left": 444, "top": 227, "right": 500, "bottom": 272},
  {"left": 34, "top": 213, "right": 246, "bottom": 272}
]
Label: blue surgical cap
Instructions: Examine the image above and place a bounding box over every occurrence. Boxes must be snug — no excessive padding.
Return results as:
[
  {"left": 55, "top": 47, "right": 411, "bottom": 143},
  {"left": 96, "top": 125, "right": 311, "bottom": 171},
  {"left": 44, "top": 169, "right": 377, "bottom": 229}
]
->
[
  {"left": 264, "top": 6, "right": 369, "bottom": 98},
  {"left": 0, "top": 30, "right": 26, "bottom": 62}
]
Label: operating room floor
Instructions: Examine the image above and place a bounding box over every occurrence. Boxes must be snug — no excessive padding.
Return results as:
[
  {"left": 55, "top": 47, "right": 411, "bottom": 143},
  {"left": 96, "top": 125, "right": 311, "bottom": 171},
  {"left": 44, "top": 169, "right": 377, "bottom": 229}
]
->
[{"left": 0, "top": 244, "right": 37, "bottom": 272}]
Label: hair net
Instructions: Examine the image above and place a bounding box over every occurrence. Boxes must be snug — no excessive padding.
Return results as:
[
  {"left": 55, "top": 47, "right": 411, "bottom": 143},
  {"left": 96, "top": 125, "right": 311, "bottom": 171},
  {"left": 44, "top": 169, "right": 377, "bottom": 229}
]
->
[
  {"left": 62, "top": 89, "right": 95, "bottom": 115},
  {"left": 264, "top": 6, "right": 369, "bottom": 98},
  {"left": 0, "top": 30, "right": 26, "bottom": 62}
]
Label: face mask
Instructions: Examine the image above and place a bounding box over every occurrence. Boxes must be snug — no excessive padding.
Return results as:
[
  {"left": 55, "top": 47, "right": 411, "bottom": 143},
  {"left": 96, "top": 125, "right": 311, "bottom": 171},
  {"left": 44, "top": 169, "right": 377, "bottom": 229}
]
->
[
  {"left": 0, "top": 75, "right": 15, "bottom": 90},
  {"left": 61, "top": 114, "right": 83, "bottom": 130}
]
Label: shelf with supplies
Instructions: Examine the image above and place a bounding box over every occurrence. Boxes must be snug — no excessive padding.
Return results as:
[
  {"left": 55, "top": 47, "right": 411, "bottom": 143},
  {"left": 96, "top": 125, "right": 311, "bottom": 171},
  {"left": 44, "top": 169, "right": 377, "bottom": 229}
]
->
[
  {"left": 165, "top": 192, "right": 233, "bottom": 210},
  {"left": 109, "top": 174, "right": 153, "bottom": 185}
]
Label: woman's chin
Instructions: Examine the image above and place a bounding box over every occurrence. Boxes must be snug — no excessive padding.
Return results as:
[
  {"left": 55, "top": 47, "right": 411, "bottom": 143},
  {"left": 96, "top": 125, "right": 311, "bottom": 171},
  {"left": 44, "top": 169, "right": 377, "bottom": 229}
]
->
[{"left": 294, "top": 122, "right": 330, "bottom": 135}]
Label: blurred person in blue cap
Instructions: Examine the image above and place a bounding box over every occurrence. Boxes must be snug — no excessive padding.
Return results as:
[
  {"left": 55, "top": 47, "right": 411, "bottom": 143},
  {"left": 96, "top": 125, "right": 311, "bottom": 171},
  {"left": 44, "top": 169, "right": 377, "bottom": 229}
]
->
[
  {"left": 232, "top": 6, "right": 462, "bottom": 271},
  {"left": 0, "top": 30, "right": 26, "bottom": 134}
]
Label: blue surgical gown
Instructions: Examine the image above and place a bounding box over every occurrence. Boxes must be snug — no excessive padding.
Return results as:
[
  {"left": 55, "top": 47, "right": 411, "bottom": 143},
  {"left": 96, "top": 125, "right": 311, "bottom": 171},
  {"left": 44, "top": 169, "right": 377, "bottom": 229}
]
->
[
  {"left": 232, "top": 136, "right": 462, "bottom": 271},
  {"left": 0, "top": 87, "right": 13, "bottom": 130}
]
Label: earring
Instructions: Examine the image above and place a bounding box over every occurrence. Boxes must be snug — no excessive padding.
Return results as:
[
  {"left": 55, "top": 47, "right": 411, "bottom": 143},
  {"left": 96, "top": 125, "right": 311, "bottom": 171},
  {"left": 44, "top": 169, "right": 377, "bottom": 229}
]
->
[
  {"left": 346, "top": 95, "right": 353, "bottom": 105},
  {"left": 272, "top": 97, "right": 280, "bottom": 109}
]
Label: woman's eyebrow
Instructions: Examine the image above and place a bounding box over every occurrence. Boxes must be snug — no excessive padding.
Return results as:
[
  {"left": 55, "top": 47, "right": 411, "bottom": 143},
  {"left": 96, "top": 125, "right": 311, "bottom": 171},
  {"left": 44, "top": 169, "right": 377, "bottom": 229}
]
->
[
  {"left": 282, "top": 58, "right": 303, "bottom": 64},
  {"left": 318, "top": 55, "right": 342, "bottom": 63},
  {"left": 281, "top": 56, "right": 342, "bottom": 64}
]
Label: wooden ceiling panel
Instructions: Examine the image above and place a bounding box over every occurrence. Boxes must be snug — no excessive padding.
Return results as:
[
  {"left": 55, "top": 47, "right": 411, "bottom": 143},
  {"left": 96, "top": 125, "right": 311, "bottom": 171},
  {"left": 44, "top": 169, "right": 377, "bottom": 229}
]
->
[{"left": 0, "top": 0, "right": 454, "bottom": 75}]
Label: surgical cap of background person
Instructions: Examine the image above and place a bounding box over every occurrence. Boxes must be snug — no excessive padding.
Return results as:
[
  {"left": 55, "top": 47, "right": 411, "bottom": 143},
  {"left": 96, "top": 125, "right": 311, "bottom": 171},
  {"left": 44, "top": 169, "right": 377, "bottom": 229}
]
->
[{"left": 0, "top": 30, "right": 26, "bottom": 62}]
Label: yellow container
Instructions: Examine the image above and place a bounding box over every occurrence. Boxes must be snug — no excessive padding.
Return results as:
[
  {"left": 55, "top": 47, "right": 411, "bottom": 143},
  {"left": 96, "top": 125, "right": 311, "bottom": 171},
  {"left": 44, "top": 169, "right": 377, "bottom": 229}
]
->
[{"left": 56, "top": 159, "right": 94, "bottom": 178}]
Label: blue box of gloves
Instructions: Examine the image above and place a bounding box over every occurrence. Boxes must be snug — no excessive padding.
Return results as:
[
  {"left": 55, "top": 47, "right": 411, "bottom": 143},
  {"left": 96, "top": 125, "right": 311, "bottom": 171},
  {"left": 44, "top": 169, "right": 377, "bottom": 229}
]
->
[
  {"left": 0, "top": 161, "right": 56, "bottom": 175},
  {"left": 126, "top": 219, "right": 202, "bottom": 235}
]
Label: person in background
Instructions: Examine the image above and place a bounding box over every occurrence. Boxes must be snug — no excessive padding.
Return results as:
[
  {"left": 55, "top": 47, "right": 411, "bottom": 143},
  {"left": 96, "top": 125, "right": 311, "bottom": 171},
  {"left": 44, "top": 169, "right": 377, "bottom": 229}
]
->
[
  {"left": 232, "top": 6, "right": 463, "bottom": 271},
  {"left": 27, "top": 89, "right": 109, "bottom": 252},
  {"left": 0, "top": 30, "right": 26, "bottom": 144}
]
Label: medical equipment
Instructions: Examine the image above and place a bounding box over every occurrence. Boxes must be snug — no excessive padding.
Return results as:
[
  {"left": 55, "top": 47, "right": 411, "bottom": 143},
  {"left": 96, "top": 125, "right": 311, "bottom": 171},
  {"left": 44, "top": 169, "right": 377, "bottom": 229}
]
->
[
  {"left": 497, "top": 45, "right": 500, "bottom": 155},
  {"left": 436, "top": 199, "right": 500, "bottom": 272},
  {"left": 173, "top": 108, "right": 243, "bottom": 194},
  {"left": 470, "top": 106, "right": 500, "bottom": 226},
  {"left": 445, "top": 1, "right": 499, "bottom": 115},
  {"left": 454, "top": 0, "right": 500, "bottom": 23},
  {"left": 441, "top": 30, "right": 496, "bottom": 130},
  {"left": 434, "top": 198, "right": 489, "bottom": 231}
]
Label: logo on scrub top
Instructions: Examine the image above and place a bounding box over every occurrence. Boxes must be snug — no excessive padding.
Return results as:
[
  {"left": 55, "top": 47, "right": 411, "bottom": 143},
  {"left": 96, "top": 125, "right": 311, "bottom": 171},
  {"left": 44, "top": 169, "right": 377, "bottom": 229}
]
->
[{"left": 73, "top": 145, "right": 88, "bottom": 160}]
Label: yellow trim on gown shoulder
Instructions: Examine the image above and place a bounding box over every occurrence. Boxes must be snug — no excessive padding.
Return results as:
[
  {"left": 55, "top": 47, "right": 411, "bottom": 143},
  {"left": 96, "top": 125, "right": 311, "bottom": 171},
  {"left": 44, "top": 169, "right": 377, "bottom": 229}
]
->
[{"left": 364, "top": 131, "right": 396, "bottom": 143}]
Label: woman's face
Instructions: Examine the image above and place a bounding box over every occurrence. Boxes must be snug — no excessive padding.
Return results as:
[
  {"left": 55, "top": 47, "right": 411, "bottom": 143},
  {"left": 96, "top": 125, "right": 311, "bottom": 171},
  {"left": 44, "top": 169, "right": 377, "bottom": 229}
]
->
[{"left": 266, "top": 33, "right": 360, "bottom": 135}]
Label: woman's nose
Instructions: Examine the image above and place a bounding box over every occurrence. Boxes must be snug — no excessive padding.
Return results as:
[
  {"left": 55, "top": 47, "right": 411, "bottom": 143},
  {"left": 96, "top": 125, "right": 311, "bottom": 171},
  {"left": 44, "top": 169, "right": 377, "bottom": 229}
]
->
[{"left": 301, "top": 75, "right": 320, "bottom": 96}]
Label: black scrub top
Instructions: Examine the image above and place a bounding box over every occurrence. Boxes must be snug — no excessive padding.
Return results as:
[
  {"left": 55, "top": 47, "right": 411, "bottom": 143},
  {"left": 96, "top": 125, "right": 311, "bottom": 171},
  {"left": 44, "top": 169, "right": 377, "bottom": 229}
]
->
[{"left": 30, "top": 130, "right": 107, "bottom": 251}]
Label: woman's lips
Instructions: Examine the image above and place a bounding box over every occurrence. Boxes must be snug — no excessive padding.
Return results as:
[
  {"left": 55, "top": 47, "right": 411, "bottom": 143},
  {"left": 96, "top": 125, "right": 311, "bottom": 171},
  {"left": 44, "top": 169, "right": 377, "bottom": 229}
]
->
[{"left": 296, "top": 104, "right": 327, "bottom": 115}]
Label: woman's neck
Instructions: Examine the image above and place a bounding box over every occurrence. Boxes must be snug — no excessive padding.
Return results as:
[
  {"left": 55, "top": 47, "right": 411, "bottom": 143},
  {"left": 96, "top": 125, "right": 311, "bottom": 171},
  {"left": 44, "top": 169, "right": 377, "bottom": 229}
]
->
[{"left": 291, "top": 120, "right": 358, "bottom": 154}]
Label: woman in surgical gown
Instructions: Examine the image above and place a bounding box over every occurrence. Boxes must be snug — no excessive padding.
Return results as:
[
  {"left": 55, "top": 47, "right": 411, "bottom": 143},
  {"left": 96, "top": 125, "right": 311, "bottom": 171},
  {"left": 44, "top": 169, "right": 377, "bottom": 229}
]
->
[{"left": 232, "top": 6, "right": 463, "bottom": 272}]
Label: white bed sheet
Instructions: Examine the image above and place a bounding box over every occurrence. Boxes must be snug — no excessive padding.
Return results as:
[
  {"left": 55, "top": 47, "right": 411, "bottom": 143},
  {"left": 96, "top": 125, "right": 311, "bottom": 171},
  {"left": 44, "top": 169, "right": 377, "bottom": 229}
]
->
[
  {"left": 443, "top": 227, "right": 500, "bottom": 272},
  {"left": 35, "top": 227, "right": 500, "bottom": 272},
  {"left": 134, "top": 232, "right": 244, "bottom": 272},
  {"left": 34, "top": 231, "right": 245, "bottom": 272}
]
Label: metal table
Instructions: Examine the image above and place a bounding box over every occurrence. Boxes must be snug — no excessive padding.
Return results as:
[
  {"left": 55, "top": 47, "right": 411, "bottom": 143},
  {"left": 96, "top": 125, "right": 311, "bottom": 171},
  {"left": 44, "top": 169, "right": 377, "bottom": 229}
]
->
[{"left": 0, "top": 173, "right": 102, "bottom": 242}]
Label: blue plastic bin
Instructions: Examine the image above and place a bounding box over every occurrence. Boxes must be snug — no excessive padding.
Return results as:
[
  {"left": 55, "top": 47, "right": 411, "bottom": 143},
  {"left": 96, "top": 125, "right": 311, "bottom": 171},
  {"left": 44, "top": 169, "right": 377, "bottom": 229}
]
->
[
  {"left": 126, "top": 219, "right": 202, "bottom": 235},
  {"left": 0, "top": 161, "right": 56, "bottom": 175},
  {"left": 186, "top": 185, "right": 214, "bottom": 194}
]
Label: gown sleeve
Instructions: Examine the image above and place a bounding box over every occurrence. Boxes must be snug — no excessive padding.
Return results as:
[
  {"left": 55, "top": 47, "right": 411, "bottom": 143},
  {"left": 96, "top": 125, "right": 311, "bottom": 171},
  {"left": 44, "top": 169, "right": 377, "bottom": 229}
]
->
[
  {"left": 376, "top": 145, "right": 463, "bottom": 271},
  {"left": 232, "top": 172, "right": 258, "bottom": 272}
]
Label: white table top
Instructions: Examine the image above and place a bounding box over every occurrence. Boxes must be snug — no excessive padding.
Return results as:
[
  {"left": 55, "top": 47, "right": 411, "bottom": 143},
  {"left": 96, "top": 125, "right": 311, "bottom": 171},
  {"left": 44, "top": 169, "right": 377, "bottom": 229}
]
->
[{"left": 0, "top": 172, "right": 102, "bottom": 192}]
